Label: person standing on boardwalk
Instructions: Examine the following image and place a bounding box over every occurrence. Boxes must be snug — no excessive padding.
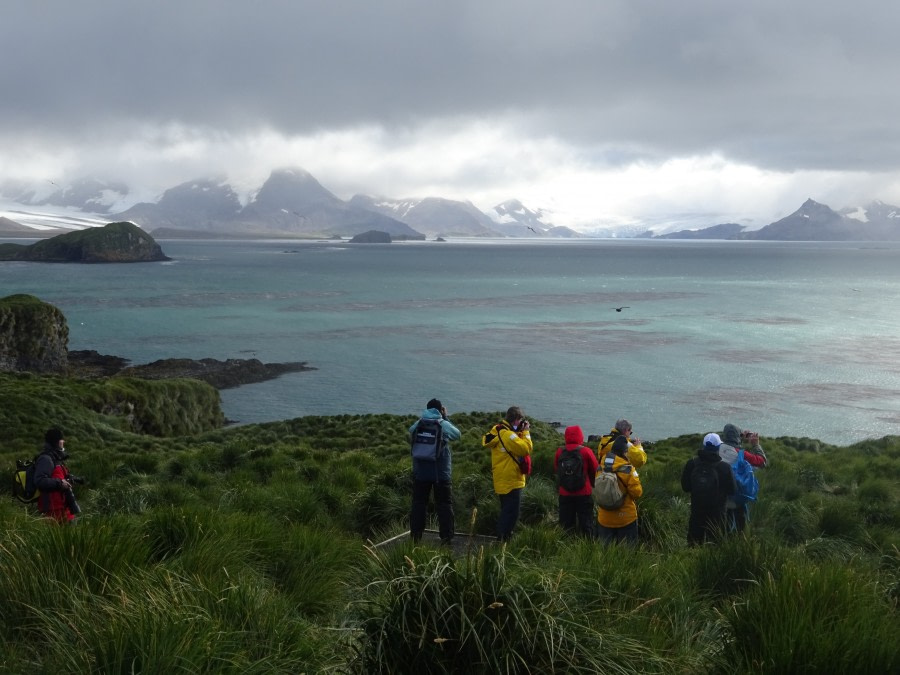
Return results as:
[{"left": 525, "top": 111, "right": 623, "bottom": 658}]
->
[
  {"left": 554, "top": 425, "right": 599, "bottom": 537},
  {"left": 681, "top": 433, "right": 735, "bottom": 545},
  {"left": 409, "top": 399, "right": 461, "bottom": 545},
  {"left": 483, "top": 406, "right": 533, "bottom": 542}
]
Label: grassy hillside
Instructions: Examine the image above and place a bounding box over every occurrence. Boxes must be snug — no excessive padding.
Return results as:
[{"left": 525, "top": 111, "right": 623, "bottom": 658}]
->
[{"left": 1, "top": 373, "right": 898, "bottom": 673}]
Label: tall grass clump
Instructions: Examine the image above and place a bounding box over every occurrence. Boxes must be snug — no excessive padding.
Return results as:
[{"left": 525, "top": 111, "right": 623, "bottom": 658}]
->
[
  {"left": 26, "top": 566, "right": 333, "bottom": 674},
  {"left": 0, "top": 517, "right": 149, "bottom": 639},
  {"left": 724, "top": 560, "right": 900, "bottom": 673},
  {"left": 349, "top": 545, "right": 670, "bottom": 675},
  {"left": 690, "top": 534, "right": 789, "bottom": 600}
]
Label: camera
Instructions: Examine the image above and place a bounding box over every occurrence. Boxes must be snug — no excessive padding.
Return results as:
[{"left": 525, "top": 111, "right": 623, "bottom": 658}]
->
[{"left": 63, "top": 486, "right": 81, "bottom": 515}]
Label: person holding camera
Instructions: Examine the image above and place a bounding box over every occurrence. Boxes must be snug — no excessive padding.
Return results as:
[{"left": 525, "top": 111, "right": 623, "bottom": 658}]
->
[
  {"left": 718, "top": 423, "right": 767, "bottom": 532},
  {"left": 409, "top": 398, "right": 461, "bottom": 545},
  {"left": 597, "top": 418, "right": 647, "bottom": 469},
  {"left": 482, "top": 406, "right": 533, "bottom": 542},
  {"left": 33, "top": 428, "right": 82, "bottom": 522}
]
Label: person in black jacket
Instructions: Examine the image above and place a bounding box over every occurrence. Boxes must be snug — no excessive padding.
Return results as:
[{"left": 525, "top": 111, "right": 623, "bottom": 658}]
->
[
  {"left": 681, "top": 433, "right": 735, "bottom": 545},
  {"left": 33, "top": 428, "right": 81, "bottom": 522}
]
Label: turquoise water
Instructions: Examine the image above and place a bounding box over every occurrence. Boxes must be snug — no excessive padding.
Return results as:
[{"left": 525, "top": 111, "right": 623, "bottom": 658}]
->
[{"left": 2, "top": 238, "right": 899, "bottom": 445}]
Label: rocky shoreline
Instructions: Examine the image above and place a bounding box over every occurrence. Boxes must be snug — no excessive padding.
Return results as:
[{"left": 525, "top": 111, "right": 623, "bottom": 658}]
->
[{"left": 68, "top": 350, "right": 315, "bottom": 389}]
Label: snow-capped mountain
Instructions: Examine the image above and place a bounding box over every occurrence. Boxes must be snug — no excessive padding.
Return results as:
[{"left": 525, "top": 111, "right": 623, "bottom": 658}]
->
[
  {"left": 741, "top": 198, "right": 900, "bottom": 240},
  {"left": 1, "top": 177, "right": 130, "bottom": 214},
  {"left": 349, "top": 195, "right": 502, "bottom": 237},
  {"left": 4, "top": 169, "right": 900, "bottom": 241},
  {"left": 114, "top": 169, "right": 423, "bottom": 239}
]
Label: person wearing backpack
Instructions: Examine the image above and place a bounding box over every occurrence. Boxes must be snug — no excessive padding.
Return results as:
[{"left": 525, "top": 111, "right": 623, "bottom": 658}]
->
[
  {"left": 595, "top": 435, "right": 643, "bottom": 545},
  {"left": 681, "top": 433, "right": 736, "bottom": 545},
  {"left": 554, "top": 425, "right": 599, "bottom": 537},
  {"left": 718, "top": 423, "right": 767, "bottom": 532},
  {"left": 409, "top": 398, "right": 461, "bottom": 545},
  {"left": 597, "top": 418, "right": 647, "bottom": 469},
  {"left": 33, "top": 428, "right": 81, "bottom": 522},
  {"left": 483, "top": 406, "right": 533, "bottom": 542}
]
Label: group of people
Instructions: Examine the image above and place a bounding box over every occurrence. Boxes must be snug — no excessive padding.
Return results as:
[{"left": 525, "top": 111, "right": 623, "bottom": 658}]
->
[{"left": 409, "top": 400, "right": 767, "bottom": 546}]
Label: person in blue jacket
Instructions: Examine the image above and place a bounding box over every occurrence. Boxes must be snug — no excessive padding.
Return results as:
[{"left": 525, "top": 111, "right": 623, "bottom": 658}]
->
[{"left": 409, "top": 398, "right": 461, "bottom": 545}]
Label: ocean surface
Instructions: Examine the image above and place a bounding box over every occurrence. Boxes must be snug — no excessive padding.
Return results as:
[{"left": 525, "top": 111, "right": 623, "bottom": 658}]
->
[{"left": 2, "top": 237, "right": 899, "bottom": 445}]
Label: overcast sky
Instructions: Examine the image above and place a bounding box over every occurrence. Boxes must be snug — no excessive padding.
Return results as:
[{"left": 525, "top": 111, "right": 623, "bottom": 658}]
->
[{"left": 3, "top": 0, "right": 900, "bottom": 230}]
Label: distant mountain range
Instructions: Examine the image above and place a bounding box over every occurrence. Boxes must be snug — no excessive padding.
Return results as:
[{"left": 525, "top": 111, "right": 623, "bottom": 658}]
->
[
  {"left": 1, "top": 169, "right": 569, "bottom": 240},
  {"left": 648, "top": 199, "right": 900, "bottom": 241},
  {"left": 3, "top": 169, "right": 900, "bottom": 241}
]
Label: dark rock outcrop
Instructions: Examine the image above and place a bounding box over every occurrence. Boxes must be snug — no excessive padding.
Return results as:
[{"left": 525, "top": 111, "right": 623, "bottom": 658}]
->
[
  {"left": 0, "top": 221, "right": 170, "bottom": 262},
  {"left": 2, "top": 295, "right": 315, "bottom": 390},
  {"left": 0, "top": 294, "right": 69, "bottom": 373},
  {"left": 68, "top": 351, "right": 314, "bottom": 389},
  {"left": 655, "top": 223, "right": 746, "bottom": 239},
  {"left": 117, "top": 357, "right": 315, "bottom": 389},
  {"left": 349, "top": 230, "right": 391, "bottom": 243}
]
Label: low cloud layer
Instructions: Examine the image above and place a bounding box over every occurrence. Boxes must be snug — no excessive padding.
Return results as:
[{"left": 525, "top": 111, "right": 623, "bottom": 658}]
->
[{"left": 3, "top": 1, "right": 900, "bottom": 230}]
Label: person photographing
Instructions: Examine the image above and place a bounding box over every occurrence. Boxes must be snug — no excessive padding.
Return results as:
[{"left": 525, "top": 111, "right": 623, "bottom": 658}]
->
[{"left": 34, "top": 428, "right": 82, "bottom": 522}]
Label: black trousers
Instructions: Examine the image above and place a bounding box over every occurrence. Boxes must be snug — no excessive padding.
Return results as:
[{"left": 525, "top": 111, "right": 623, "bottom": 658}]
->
[
  {"left": 558, "top": 494, "right": 595, "bottom": 537},
  {"left": 410, "top": 479, "right": 454, "bottom": 542},
  {"left": 497, "top": 488, "right": 522, "bottom": 542},
  {"left": 687, "top": 508, "right": 728, "bottom": 546}
]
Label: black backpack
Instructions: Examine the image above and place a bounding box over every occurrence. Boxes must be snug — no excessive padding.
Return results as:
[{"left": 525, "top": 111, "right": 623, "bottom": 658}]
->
[
  {"left": 557, "top": 446, "right": 585, "bottom": 492},
  {"left": 410, "top": 418, "right": 445, "bottom": 462},
  {"left": 690, "top": 461, "right": 720, "bottom": 505}
]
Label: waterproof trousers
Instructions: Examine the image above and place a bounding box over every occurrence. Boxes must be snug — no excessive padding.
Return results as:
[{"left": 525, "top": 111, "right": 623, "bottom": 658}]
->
[
  {"left": 410, "top": 479, "right": 454, "bottom": 542},
  {"left": 496, "top": 488, "right": 522, "bottom": 542},
  {"left": 559, "top": 494, "right": 595, "bottom": 537}
]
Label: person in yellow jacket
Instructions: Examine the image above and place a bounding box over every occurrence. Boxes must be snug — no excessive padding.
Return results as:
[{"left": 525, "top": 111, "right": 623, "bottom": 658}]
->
[
  {"left": 598, "top": 418, "right": 647, "bottom": 469},
  {"left": 596, "top": 435, "right": 643, "bottom": 544},
  {"left": 483, "top": 406, "right": 533, "bottom": 542}
]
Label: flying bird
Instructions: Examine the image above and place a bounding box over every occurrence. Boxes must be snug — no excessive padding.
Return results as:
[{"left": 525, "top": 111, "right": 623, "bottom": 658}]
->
[
  {"left": 527, "top": 226, "right": 538, "bottom": 233},
  {"left": 614, "top": 306, "right": 630, "bottom": 312}
]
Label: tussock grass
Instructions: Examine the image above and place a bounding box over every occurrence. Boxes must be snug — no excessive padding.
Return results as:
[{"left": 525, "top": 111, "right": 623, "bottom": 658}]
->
[
  {"left": 724, "top": 561, "right": 900, "bottom": 673},
  {"left": 349, "top": 546, "right": 673, "bottom": 674},
  {"left": 3, "top": 374, "right": 900, "bottom": 672}
]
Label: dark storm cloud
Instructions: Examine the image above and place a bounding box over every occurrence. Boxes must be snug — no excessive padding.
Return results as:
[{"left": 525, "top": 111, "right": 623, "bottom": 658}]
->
[{"left": 4, "top": 1, "right": 900, "bottom": 172}]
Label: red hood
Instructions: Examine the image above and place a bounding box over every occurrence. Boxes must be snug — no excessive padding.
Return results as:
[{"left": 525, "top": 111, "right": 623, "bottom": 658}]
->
[{"left": 564, "top": 425, "right": 584, "bottom": 447}]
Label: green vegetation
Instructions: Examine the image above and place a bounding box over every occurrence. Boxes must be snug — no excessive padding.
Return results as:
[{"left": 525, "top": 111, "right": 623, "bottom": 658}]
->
[
  {"left": 0, "top": 222, "right": 168, "bottom": 262},
  {"left": 1, "top": 374, "right": 898, "bottom": 673}
]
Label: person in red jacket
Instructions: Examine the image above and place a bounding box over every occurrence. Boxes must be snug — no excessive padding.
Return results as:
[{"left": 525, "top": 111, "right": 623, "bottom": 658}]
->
[
  {"left": 554, "top": 426, "right": 599, "bottom": 537},
  {"left": 33, "top": 428, "right": 81, "bottom": 522}
]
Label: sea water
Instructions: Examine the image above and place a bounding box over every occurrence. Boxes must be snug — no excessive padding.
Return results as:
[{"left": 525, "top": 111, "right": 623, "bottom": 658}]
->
[{"left": 2, "top": 237, "right": 899, "bottom": 445}]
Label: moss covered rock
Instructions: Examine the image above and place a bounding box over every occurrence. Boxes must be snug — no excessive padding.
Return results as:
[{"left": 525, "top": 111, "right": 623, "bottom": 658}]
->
[{"left": 0, "top": 294, "right": 68, "bottom": 373}]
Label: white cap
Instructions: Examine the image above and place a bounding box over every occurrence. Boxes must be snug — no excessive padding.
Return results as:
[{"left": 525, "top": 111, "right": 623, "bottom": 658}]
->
[{"left": 703, "top": 432, "right": 722, "bottom": 447}]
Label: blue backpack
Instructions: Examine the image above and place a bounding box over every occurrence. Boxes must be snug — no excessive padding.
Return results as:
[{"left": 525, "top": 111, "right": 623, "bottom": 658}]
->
[{"left": 731, "top": 450, "right": 759, "bottom": 507}]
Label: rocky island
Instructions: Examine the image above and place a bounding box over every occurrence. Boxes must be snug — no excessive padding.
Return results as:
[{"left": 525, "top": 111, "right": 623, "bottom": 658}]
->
[
  {"left": 1, "top": 294, "right": 314, "bottom": 389},
  {"left": 0, "top": 221, "right": 170, "bottom": 262}
]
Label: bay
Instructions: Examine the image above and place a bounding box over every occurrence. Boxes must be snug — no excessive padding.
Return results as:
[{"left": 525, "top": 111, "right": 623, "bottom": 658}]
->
[{"left": 2, "top": 237, "right": 899, "bottom": 445}]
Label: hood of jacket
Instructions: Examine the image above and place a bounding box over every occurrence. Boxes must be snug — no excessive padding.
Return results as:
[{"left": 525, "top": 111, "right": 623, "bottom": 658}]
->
[
  {"left": 722, "top": 424, "right": 742, "bottom": 446},
  {"left": 41, "top": 442, "right": 68, "bottom": 462},
  {"left": 697, "top": 445, "right": 723, "bottom": 463},
  {"left": 422, "top": 407, "right": 443, "bottom": 422},
  {"left": 564, "top": 425, "right": 584, "bottom": 447},
  {"left": 482, "top": 421, "right": 503, "bottom": 447}
]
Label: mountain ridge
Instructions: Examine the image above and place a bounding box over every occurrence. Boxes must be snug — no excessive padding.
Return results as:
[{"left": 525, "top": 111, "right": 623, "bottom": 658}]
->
[{"left": 5, "top": 170, "right": 900, "bottom": 240}]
